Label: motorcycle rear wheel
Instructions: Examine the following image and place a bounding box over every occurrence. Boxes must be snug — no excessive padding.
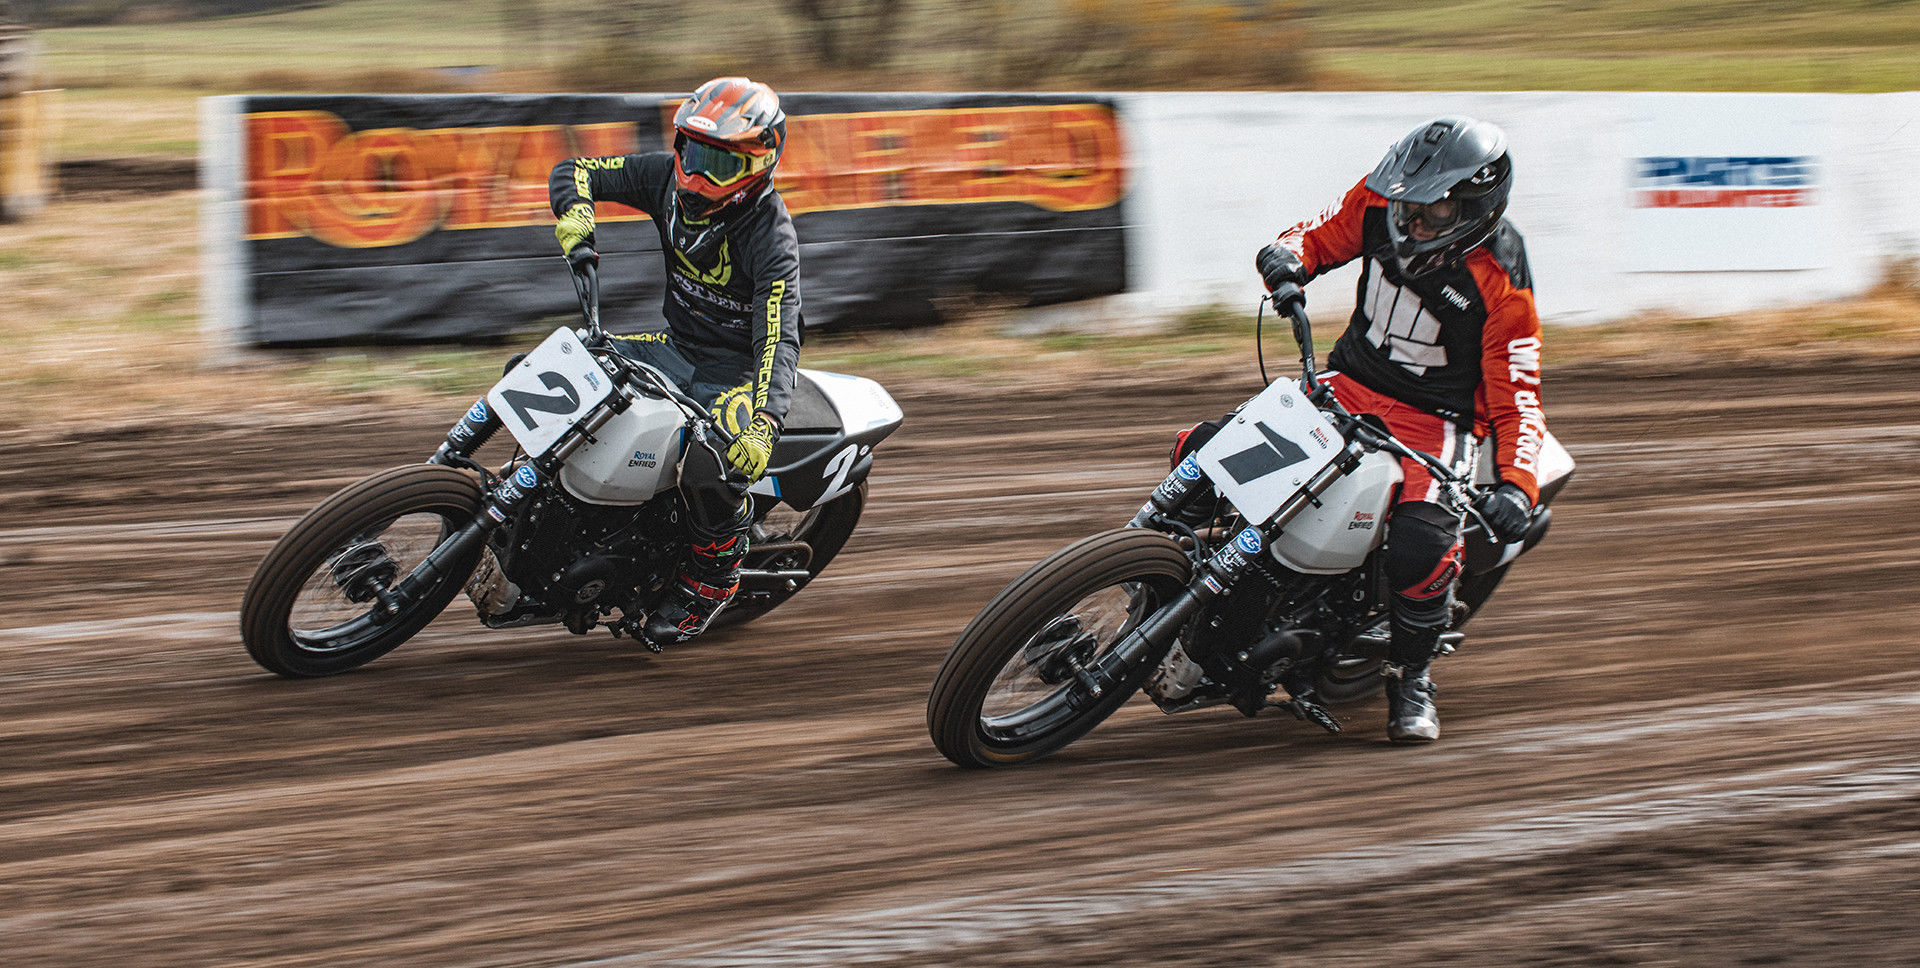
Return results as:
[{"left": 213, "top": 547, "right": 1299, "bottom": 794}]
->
[
  {"left": 927, "top": 528, "right": 1190, "bottom": 768},
  {"left": 711, "top": 482, "right": 866, "bottom": 630},
  {"left": 241, "top": 464, "right": 485, "bottom": 678}
]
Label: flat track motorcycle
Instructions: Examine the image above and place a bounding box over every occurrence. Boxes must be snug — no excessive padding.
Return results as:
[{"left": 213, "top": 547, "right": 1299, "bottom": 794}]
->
[
  {"left": 927, "top": 301, "right": 1573, "bottom": 767},
  {"left": 241, "top": 262, "right": 902, "bottom": 677}
]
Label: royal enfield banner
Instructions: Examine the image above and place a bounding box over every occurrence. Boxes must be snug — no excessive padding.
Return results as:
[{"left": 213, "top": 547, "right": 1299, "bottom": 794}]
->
[{"left": 220, "top": 92, "right": 1127, "bottom": 345}]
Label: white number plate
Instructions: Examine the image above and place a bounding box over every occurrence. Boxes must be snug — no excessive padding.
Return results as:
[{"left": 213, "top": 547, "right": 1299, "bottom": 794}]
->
[
  {"left": 485, "top": 327, "right": 617, "bottom": 458},
  {"left": 1191, "top": 379, "right": 1342, "bottom": 524}
]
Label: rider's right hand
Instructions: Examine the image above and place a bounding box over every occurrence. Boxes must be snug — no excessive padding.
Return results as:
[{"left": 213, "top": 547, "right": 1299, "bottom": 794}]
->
[
  {"left": 1474, "top": 482, "right": 1532, "bottom": 544},
  {"left": 1256, "top": 243, "right": 1307, "bottom": 311},
  {"left": 565, "top": 243, "right": 599, "bottom": 269},
  {"left": 555, "top": 203, "right": 597, "bottom": 260}
]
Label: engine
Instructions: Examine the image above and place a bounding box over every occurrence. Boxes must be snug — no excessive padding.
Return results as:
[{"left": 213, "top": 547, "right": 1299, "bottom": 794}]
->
[{"left": 479, "top": 485, "right": 685, "bottom": 630}]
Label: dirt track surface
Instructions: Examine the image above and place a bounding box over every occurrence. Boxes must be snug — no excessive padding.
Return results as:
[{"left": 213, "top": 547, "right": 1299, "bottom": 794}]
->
[{"left": 3, "top": 359, "right": 1919, "bottom": 967}]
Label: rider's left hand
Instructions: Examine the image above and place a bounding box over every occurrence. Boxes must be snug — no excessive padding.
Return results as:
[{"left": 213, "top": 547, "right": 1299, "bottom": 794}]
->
[
  {"left": 727, "top": 414, "right": 778, "bottom": 481},
  {"left": 1474, "top": 482, "right": 1532, "bottom": 543}
]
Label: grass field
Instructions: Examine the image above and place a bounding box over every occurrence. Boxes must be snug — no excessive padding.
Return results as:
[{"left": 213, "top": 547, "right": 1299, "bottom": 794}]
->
[{"left": 26, "top": 0, "right": 1920, "bottom": 155}]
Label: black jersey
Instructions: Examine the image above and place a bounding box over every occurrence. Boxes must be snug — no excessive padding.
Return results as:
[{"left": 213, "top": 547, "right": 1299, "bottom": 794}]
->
[{"left": 550, "top": 152, "right": 802, "bottom": 422}]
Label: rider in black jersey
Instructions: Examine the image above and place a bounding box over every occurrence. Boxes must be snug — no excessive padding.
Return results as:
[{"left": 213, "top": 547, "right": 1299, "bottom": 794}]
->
[{"left": 549, "top": 77, "right": 803, "bottom": 645}]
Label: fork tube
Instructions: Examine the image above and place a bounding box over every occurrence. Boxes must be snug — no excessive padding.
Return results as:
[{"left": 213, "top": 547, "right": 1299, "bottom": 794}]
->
[
  {"left": 432, "top": 398, "right": 501, "bottom": 465},
  {"left": 1085, "top": 445, "right": 1364, "bottom": 698}
]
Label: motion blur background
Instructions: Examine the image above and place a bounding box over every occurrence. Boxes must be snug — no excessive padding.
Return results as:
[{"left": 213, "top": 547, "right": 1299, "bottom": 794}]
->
[
  {"left": 6, "top": 5, "right": 1920, "bottom": 967},
  {"left": 2, "top": 0, "right": 1919, "bottom": 424}
]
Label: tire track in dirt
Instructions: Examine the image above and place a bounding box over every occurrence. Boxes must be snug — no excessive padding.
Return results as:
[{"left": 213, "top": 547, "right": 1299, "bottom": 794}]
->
[{"left": 2, "top": 362, "right": 1919, "bottom": 966}]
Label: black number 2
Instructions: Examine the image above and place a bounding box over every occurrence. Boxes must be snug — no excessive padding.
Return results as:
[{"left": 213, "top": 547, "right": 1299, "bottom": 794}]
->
[{"left": 501, "top": 371, "right": 581, "bottom": 429}]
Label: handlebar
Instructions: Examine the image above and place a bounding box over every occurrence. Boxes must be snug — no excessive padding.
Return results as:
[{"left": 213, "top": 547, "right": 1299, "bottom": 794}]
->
[
  {"left": 567, "top": 257, "right": 737, "bottom": 450},
  {"left": 1279, "top": 299, "right": 1496, "bottom": 531}
]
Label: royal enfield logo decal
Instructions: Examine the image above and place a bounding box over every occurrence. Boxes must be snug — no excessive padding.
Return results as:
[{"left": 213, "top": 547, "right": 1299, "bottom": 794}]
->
[
  {"left": 1633, "top": 156, "right": 1817, "bottom": 208},
  {"left": 1219, "top": 422, "right": 1312, "bottom": 485}
]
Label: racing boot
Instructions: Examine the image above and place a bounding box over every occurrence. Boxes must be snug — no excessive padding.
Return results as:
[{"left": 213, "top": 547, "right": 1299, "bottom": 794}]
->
[
  {"left": 1383, "top": 611, "right": 1445, "bottom": 743},
  {"left": 644, "top": 527, "right": 748, "bottom": 646}
]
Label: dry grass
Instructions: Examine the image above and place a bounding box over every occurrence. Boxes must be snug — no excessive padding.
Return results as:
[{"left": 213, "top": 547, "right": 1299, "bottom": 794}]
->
[{"left": 5, "top": 190, "right": 1918, "bottom": 435}]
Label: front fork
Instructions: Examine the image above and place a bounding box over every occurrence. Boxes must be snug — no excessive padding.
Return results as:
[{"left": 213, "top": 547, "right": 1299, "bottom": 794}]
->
[
  {"left": 1076, "top": 443, "right": 1365, "bottom": 708},
  {"left": 375, "top": 396, "right": 623, "bottom": 618}
]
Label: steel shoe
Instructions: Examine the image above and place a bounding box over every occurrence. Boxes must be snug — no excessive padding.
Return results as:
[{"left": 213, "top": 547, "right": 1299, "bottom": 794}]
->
[{"left": 642, "top": 573, "right": 738, "bottom": 645}]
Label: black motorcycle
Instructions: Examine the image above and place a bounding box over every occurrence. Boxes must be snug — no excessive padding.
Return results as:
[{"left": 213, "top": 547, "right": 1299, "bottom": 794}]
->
[
  {"left": 927, "top": 301, "right": 1572, "bottom": 766},
  {"left": 241, "top": 263, "right": 902, "bottom": 677}
]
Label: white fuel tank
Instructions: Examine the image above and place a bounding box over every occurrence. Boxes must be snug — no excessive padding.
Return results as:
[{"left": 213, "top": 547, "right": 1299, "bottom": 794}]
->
[
  {"left": 557, "top": 395, "right": 686, "bottom": 506},
  {"left": 1269, "top": 448, "right": 1402, "bottom": 574}
]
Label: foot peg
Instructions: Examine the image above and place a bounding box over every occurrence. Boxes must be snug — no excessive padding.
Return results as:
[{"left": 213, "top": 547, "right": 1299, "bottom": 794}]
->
[{"left": 1271, "top": 692, "right": 1343, "bottom": 734}]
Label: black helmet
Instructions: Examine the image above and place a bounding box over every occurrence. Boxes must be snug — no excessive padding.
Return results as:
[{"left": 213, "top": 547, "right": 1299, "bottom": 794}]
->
[{"left": 1364, "top": 116, "right": 1512, "bottom": 278}]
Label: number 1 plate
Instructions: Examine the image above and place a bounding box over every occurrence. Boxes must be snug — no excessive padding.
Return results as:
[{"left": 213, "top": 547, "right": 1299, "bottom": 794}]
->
[
  {"left": 485, "top": 327, "right": 616, "bottom": 458},
  {"left": 1191, "top": 379, "right": 1342, "bottom": 524}
]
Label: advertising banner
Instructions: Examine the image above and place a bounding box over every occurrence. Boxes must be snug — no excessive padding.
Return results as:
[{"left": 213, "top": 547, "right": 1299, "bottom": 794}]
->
[
  {"left": 1621, "top": 95, "right": 1832, "bottom": 272},
  {"left": 227, "top": 92, "right": 1128, "bottom": 345}
]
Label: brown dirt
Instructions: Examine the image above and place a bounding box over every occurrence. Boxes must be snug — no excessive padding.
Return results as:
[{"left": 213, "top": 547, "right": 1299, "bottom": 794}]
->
[
  {"left": 55, "top": 157, "right": 198, "bottom": 201},
  {"left": 2, "top": 358, "right": 1918, "bottom": 967}
]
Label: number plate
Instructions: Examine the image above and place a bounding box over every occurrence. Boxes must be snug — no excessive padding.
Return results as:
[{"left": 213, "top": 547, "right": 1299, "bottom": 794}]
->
[
  {"left": 1191, "top": 379, "right": 1342, "bottom": 524},
  {"left": 485, "top": 327, "right": 617, "bottom": 458}
]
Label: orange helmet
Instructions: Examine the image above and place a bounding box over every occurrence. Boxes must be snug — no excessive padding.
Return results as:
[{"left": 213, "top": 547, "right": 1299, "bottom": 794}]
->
[{"left": 672, "top": 77, "right": 786, "bottom": 218}]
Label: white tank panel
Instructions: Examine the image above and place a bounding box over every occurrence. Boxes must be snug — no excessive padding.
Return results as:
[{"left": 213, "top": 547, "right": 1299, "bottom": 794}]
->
[
  {"left": 558, "top": 396, "right": 686, "bottom": 506},
  {"left": 1269, "top": 449, "right": 1401, "bottom": 574}
]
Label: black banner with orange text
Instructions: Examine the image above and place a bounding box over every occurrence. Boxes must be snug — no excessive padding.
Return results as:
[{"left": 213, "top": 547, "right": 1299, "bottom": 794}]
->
[{"left": 236, "top": 92, "right": 1127, "bottom": 344}]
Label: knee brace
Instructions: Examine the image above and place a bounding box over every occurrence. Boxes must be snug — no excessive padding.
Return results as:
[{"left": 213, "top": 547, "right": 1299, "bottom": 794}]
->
[{"left": 1386, "top": 500, "right": 1464, "bottom": 625}]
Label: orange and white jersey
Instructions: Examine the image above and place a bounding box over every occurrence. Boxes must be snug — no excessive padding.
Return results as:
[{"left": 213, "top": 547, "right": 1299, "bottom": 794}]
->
[{"left": 1274, "top": 177, "right": 1546, "bottom": 503}]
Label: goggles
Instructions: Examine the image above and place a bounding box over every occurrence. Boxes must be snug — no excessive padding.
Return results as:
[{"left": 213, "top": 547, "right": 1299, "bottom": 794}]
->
[
  {"left": 1389, "top": 197, "right": 1467, "bottom": 236},
  {"left": 677, "top": 136, "right": 774, "bottom": 189}
]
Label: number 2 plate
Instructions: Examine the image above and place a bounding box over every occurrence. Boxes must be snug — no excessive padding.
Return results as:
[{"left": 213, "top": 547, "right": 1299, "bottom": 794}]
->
[
  {"left": 485, "top": 327, "right": 616, "bottom": 458},
  {"left": 1191, "top": 379, "right": 1342, "bottom": 524}
]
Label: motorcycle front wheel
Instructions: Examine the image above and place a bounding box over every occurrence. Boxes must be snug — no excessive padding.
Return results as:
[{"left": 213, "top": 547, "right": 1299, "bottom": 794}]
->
[
  {"left": 927, "top": 528, "right": 1191, "bottom": 768},
  {"left": 240, "top": 464, "right": 485, "bottom": 678}
]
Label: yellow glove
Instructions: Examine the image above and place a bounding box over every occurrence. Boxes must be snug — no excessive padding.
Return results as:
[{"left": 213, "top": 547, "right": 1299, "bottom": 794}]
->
[
  {"left": 726, "top": 414, "right": 777, "bottom": 481},
  {"left": 554, "top": 203, "right": 596, "bottom": 257}
]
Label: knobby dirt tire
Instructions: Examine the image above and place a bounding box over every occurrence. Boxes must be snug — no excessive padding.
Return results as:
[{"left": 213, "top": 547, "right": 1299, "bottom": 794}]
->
[
  {"left": 241, "top": 464, "right": 485, "bottom": 678},
  {"left": 711, "top": 482, "right": 866, "bottom": 630},
  {"left": 927, "top": 528, "right": 1191, "bottom": 768}
]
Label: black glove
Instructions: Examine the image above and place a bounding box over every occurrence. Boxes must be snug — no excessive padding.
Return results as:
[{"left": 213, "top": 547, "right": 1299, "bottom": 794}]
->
[
  {"left": 1474, "top": 482, "right": 1532, "bottom": 544},
  {"left": 1256, "top": 243, "right": 1307, "bottom": 311}
]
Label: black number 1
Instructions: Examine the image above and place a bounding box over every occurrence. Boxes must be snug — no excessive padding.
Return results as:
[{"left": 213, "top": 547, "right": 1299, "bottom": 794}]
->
[{"left": 501, "top": 371, "right": 581, "bottom": 429}]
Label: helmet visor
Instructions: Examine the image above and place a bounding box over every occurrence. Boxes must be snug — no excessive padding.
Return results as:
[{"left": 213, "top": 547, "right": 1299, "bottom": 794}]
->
[{"left": 677, "top": 136, "right": 772, "bottom": 189}]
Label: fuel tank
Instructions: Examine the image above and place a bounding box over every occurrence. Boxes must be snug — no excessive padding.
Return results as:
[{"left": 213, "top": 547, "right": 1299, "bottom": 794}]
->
[
  {"left": 557, "top": 395, "right": 686, "bottom": 506},
  {"left": 1269, "top": 448, "right": 1402, "bottom": 574}
]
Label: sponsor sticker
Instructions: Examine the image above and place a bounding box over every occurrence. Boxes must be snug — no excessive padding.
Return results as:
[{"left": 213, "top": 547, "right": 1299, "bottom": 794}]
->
[
  {"left": 514, "top": 465, "right": 539, "bottom": 488},
  {"left": 1632, "top": 156, "right": 1817, "bottom": 208},
  {"left": 1176, "top": 455, "right": 1202, "bottom": 482},
  {"left": 466, "top": 401, "right": 489, "bottom": 422},
  {"left": 1234, "top": 527, "right": 1264, "bottom": 555}
]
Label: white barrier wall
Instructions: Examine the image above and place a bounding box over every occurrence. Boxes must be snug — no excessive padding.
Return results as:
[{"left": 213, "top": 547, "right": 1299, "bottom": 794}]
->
[{"left": 1111, "top": 91, "right": 1920, "bottom": 326}]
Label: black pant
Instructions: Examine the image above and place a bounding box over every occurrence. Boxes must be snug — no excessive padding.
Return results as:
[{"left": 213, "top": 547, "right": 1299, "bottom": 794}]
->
[{"left": 608, "top": 332, "right": 753, "bottom": 542}]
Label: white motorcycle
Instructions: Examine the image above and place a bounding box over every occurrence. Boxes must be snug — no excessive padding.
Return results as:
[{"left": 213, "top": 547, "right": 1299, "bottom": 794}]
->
[
  {"left": 242, "top": 261, "right": 903, "bottom": 677},
  {"left": 927, "top": 301, "right": 1573, "bottom": 766}
]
